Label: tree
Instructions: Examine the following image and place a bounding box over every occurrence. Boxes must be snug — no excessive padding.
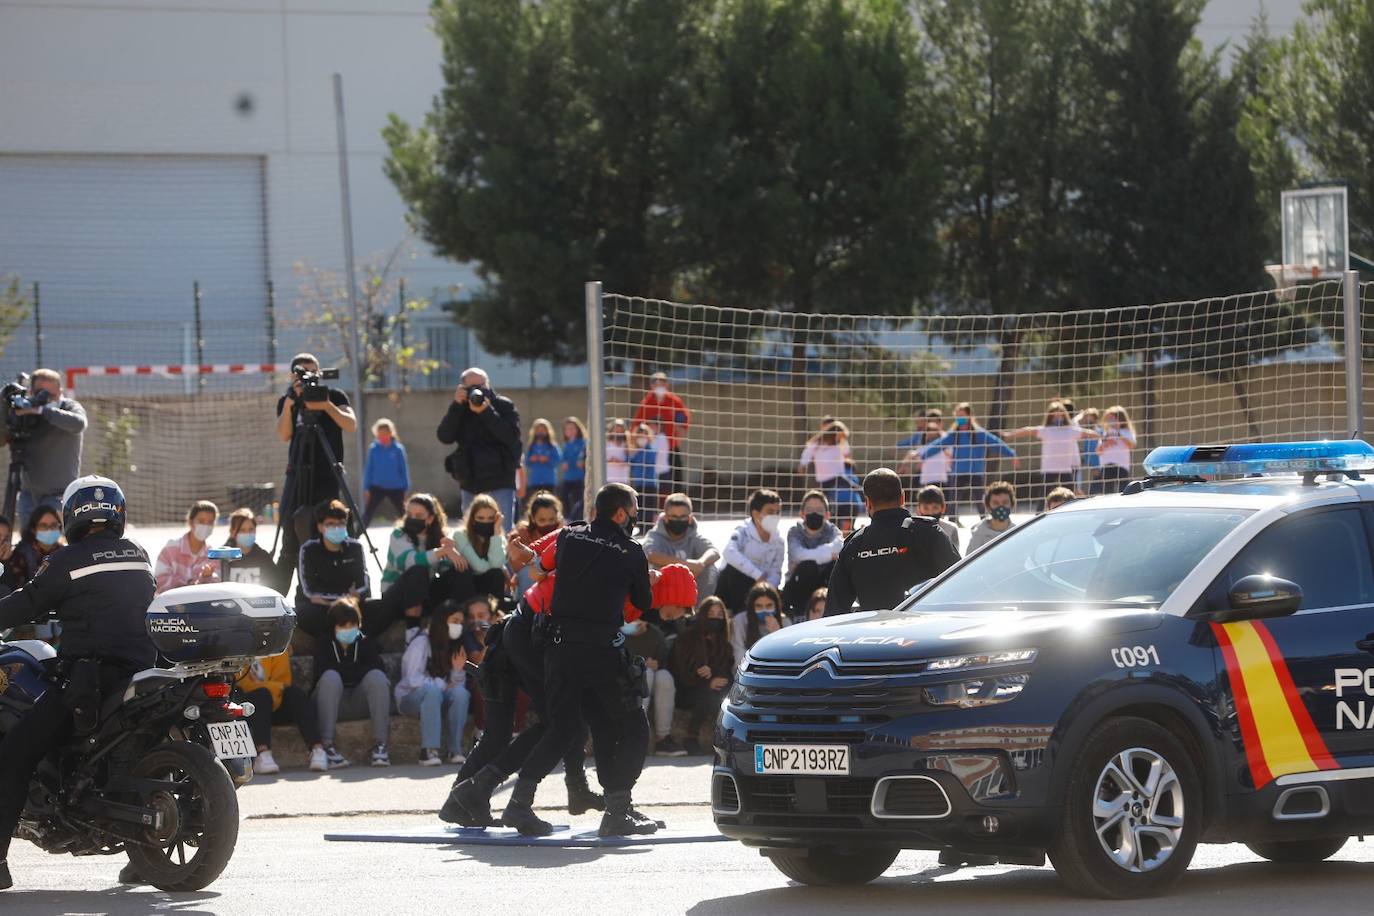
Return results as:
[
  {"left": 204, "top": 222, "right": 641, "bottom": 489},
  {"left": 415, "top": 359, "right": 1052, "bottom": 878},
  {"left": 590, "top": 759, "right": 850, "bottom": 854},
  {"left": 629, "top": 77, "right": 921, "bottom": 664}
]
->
[
  {"left": 1266, "top": 0, "right": 1374, "bottom": 260},
  {"left": 385, "top": 0, "right": 706, "bottom": 364},
  {"left": 1234, "top": 14, "right": 1300, "bottom": 253},
  {"left": 0, "top": 276, "right": 31, "bottom": 361}
]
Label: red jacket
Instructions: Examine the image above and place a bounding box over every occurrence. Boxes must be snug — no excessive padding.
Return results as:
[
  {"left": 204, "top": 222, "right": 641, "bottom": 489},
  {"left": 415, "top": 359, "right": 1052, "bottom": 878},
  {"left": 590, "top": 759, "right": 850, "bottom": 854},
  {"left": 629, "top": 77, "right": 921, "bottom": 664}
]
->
[{"left": 632, "top": 392, "right": 691, "bottom": 449}]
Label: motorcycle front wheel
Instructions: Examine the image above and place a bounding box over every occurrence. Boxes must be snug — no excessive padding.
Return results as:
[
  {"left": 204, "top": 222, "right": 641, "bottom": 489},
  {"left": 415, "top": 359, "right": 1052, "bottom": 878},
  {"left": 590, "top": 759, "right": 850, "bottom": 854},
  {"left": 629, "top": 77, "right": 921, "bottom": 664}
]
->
[{"left": 124, "top": 741, "right": 240, "bottom": 892}]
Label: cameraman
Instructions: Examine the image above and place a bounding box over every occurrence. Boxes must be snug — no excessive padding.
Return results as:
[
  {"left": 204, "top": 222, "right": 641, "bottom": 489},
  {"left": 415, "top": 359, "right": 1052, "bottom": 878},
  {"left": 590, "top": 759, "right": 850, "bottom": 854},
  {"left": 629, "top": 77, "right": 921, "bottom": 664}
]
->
[
  {"left": 436, "top": 367, "right": 521, "bottom": 532},
  {"left": 275, "top": 352, "right": 357, "bottom": 589},
  {"left": 1, "top": 369, "right": 87, "bottom": 528}
]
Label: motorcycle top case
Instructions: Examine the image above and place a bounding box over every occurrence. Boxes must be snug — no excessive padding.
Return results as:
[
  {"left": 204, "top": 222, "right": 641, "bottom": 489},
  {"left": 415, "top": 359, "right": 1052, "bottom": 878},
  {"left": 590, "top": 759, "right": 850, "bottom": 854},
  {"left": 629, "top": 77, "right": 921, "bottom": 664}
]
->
[{"left": 146, "top": 583, "right": 295, "bottom": 663}]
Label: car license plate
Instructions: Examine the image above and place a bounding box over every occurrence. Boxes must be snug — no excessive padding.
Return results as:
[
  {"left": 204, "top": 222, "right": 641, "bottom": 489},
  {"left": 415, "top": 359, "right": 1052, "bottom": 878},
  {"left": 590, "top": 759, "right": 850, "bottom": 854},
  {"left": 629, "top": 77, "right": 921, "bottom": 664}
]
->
[
  {"left": 754, "top": 744, "right": 849, "bottom": 776},
  {"left": 207, "top": 721, "right": 256, "bottom": 760}
]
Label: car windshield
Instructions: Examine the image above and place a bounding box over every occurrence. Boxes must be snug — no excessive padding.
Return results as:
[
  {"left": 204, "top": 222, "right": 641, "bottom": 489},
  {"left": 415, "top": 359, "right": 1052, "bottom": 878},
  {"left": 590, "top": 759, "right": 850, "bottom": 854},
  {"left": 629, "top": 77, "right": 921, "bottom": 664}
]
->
[{"left": 911, "top": 506, "right": 1254, "bottom": 611}]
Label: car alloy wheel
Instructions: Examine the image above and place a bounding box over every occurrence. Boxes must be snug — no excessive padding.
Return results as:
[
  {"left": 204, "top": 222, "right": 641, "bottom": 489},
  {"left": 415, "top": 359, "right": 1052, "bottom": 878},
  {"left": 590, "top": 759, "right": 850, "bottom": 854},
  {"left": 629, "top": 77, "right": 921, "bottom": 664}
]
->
[{"left": 1091, "top": 747, "right": 1184, "bottom": 873}]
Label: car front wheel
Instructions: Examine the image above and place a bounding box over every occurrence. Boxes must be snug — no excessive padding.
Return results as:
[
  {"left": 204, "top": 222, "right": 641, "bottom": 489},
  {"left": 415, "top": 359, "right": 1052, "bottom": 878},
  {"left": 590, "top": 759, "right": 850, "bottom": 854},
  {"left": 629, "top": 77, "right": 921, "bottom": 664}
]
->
[
  {"left": 1048, "top": 716, "right": 1201, "bottom": 898},
  {"left": 1247, "top": 836, "right": 1347, "bottom": 863},
  {"left": 768, "top": 846, "right": 900, "bottom": 886}
]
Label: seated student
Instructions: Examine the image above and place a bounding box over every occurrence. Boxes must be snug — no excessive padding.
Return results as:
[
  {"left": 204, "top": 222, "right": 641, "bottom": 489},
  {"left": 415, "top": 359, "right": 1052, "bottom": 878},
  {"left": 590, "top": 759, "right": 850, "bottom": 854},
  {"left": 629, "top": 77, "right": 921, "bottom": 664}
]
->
[
  {"left": 296, "top": 499, "right": 428, "bottom": 639},
  {"left": 223, "top": 508, "right": 280, "bottom": 590},
  {"left": 916, "top": 485, "right": 961, "bottom": 556},
  {"left": 622, "top": 563, "right": 697, "bottom": 758},
  {"left": 312, "top": 598, "right": 391, "bottom": 769},
  {"left": 382, "top": 493, "right": 461, "bottom": 628},
  {"left": 7, "top": 509, "right": 63, "bottom": 639},
  {"left": 718, "top": 488, "right": 785, "bottom": 614},
  {"left": 967, "top": 480, "right": 1018, "bottom": 553},
  {"left": 670, "top": 596, "right": 736, "bottom": 756},
  {"left": 642, "top": 492, "right": 720, "bottom": 598},
  {"left": 731, "top": 582, "right": 785, "bottom": 667},
  {"left": 237, "top": 646, "right": 324, "bottom": 775},
  {"left": 782, "top": 490, "right": 843, "bottom": 620},
  {"left": 451, "top": 494, "right": 510, "bottom": 606},
  {"left": 154, "top": 500, "right": 221, "bottom": 594},
  {"left": 395, "top": 600, "right": 473, "bottom": 767},
  {"left": 1045, "top": 486, "right": 1076, "bottom": 512},
  {"left": 805, "top": 587, "right": 829, "bottom": 622}
]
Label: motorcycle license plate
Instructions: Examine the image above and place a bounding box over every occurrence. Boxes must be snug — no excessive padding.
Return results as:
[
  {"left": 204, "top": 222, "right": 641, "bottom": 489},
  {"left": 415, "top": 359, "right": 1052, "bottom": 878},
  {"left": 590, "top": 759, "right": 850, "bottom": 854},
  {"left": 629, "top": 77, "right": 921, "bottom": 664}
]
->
[
  {"left": 754, "top": 744, "right": 849, "bottom": 776},
  {"left": 207, "top": 721, "right": 256, "bottom": 760}
]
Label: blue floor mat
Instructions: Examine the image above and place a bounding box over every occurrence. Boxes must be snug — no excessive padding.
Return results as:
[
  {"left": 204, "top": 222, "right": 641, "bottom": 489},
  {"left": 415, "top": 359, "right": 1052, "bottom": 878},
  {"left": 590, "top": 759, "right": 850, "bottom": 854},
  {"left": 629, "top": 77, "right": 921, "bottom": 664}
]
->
[{"left": 324, "top": 824, "right": 731, "bottom": 848}]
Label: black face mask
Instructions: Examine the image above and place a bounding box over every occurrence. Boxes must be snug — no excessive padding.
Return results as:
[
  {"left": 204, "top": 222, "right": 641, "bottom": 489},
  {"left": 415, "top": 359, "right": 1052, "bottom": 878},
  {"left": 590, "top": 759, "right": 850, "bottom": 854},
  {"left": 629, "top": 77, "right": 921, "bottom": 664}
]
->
[
  {"left": 705, "top": 618, "right": 725, "bottom": 634},
  {"left": 471, "top": 520, "right": 497, "bottom": 538},
  {"left": 804, "top": 512, "right": 825, "bottom": 531},
  {"left": 403, "top": 517, "right": 427, "bottom": 537},
  {"left": 664, "top": 518, "right": 690, "bottom": 536},
  {"left": 621, "top": 514, "right": 638, "bottom": 538}
]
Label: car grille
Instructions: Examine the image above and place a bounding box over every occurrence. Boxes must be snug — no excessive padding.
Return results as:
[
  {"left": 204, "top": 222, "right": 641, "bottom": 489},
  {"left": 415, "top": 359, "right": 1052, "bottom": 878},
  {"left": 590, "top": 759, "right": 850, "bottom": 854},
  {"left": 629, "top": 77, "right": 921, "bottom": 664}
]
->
[
  {"left": 745, "top": 729, "right": 869, "bottom": 745},
  {"left": 751, "top": 815, "right": 865, "bottom": 829},
  {"left": 874, "top": 776, "right": 952, "bottom": 818},
  {"left": 713, "top": 773, "right": 740, "bottom": 814},
  {"left": 746, "top": 659, "right": 933, "bottom": 678},
  {"left": 737, "top": 776, "right": 878, "bottom": 816}
]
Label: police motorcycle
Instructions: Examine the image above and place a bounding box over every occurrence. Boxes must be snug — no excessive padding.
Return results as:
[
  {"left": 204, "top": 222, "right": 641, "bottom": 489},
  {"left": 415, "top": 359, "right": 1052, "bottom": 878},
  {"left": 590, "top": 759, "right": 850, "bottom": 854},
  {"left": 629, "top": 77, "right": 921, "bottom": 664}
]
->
[{"left": 0, "top": 548, "right": 295, "bottom": 891}]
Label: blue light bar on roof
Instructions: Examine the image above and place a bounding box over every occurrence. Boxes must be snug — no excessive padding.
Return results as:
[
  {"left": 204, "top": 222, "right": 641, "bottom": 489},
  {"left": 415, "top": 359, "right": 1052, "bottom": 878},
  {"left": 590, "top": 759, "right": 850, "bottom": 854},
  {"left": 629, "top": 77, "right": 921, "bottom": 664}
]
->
[{"left": 1142, "top": 440, "right": 1374, "bottom": 478}]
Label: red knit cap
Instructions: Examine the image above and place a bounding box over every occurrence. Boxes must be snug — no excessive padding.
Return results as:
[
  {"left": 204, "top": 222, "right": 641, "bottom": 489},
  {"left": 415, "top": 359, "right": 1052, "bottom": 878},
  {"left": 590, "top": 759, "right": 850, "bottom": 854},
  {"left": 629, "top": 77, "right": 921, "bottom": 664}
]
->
[{"left": 653, "top": 563, "right": 698, "bottom": 610}]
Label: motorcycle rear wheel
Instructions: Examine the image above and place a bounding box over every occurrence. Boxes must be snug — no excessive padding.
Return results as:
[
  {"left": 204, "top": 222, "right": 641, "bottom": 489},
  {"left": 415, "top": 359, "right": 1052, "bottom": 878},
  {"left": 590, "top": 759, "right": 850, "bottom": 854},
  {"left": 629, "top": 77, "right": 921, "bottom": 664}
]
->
[{"left": 124, "top": 742, "right": 239, "bottom": 892}]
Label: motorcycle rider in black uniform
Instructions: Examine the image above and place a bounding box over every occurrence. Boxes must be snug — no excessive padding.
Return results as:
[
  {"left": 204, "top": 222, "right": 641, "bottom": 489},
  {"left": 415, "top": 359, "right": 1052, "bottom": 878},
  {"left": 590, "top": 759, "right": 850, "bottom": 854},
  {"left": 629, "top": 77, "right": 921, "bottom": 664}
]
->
[
  {"left": 0, "top": 475, "right": 157, "bottom": 891},
  {"left": 825, "top": 468, "right": 960, "bottom": 616},
  {"left": 499, "top": 483, "right": 656, "bottom": 838}
]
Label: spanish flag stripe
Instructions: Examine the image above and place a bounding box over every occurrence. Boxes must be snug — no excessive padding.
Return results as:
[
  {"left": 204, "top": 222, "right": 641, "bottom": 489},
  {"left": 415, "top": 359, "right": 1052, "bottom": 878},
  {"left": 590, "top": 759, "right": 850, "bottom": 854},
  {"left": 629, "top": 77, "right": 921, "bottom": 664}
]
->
[
  {"left": 1212, "top": 621, "right": 1273, "bottom": 787},
  {"left": 1250, "top": 620, "right": 1339, "bottom": 770}
]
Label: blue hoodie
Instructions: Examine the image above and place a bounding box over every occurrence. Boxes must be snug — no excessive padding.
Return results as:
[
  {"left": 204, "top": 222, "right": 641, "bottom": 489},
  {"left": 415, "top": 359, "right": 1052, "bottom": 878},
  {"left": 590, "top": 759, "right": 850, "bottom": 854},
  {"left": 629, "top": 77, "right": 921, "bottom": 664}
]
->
[{"left": 363, "top": 440, "right": 410, "bottom": 491}]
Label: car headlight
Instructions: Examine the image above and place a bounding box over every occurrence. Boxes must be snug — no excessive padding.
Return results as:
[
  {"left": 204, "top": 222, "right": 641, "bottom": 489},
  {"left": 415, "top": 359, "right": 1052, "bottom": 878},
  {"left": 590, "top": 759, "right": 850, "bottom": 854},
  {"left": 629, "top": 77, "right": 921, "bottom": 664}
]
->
[
  {"left": 924, "top": 674, "right": 1030, "bottom": 708},
  {"left": 727, "top": 682, "right": 748, "bottom": 706},
  {"left": 925, "top": 648, "right": 1037, "bottom": 672}
]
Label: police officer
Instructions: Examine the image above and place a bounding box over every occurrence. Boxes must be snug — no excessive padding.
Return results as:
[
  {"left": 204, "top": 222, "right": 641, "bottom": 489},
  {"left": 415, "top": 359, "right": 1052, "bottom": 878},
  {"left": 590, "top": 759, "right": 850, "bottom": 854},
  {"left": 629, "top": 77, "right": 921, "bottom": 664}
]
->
[
  {"left": 825, "top": 468, "right": 959, "bottom": 616},
  {"left": 0, "top": 475, "right": 157, "bottom": 891},
  {"left": 498, "top": 483, "right": 656, "bottom": 838}
]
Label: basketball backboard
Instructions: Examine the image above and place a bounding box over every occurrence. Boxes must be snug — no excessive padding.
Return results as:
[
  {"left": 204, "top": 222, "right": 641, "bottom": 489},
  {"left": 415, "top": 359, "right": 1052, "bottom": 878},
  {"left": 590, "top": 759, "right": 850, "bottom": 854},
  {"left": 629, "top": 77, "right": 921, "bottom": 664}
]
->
[{"left": 1281, "top": 185, "right": 1349, "bottom": 279}]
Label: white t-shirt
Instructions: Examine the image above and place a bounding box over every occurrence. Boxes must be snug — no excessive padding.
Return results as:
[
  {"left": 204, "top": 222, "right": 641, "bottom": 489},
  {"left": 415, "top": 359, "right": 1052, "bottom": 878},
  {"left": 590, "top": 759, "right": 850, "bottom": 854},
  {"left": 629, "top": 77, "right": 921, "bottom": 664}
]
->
[
  {"left": 800, "top": 440, "right": 848, "bottom": 484},
  {"left": 606, "top": 441, "right": 630, "bottom": 484},
  {"left": 920, "top": 446, "right": 951, "bottom": 484},
  {"left": 1098, "top": 428, "right": 1136, "bottom": 470},
  {"left": 652, "top": 432, "right": 672, "bottom": 476},
  {"left": 1035, "top": 424, "right": 1084, "bottom": 474}
]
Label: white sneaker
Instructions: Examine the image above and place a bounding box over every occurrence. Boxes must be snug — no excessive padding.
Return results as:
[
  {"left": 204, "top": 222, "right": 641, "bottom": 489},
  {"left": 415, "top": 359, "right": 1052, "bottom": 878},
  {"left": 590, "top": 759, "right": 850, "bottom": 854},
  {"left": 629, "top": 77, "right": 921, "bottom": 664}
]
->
[
  {"left": 308, "top": 747, "right": 328, "bottom": 772},
  {"left": 254, "top": 749, "right": 280, "bottom": 775},
  {"left": 370, "top": 743, "right": 391, "bottom": 767},
  {"left": 447, "top": 751, "right": 467, "bottom": 765},
  {"left": 419, "top": 748, "right": 442, "bottom": 767}
]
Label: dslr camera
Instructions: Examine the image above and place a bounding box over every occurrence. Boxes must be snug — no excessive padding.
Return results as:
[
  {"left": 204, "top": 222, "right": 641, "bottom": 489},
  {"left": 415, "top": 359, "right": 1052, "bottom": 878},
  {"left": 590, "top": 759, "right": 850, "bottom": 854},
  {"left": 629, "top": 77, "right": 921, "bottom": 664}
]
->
[
  {"left": 1, "top": 372, "right": 51, "bottom": 439},
  {"left": 292, "top": 364, "right": 340, "bottom": 405},
  {"left": 466, "top": 386, "right": 487, "bottom": 408}
]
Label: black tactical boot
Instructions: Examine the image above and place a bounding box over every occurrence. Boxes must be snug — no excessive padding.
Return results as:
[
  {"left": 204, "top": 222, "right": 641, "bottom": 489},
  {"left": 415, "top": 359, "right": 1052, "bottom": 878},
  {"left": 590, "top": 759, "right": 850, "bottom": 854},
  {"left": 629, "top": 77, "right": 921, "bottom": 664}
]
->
[
  {"left": 565, "top": 768, "right": 605, "bottom": 815},
  {"left": 501, "top": 778, "right": 554, "bottom": 837},
  {"left": 598, "top": 790, "right": 658, "bottom": 837},
  {"left": 0, "top": 859, "right": 11, "bottom": 891},
  {"left": 117, "top": 860, "right": 144, "bottom": 884},
  {"left": 440, "top": 766, "right": 503, "bottom": 827}
]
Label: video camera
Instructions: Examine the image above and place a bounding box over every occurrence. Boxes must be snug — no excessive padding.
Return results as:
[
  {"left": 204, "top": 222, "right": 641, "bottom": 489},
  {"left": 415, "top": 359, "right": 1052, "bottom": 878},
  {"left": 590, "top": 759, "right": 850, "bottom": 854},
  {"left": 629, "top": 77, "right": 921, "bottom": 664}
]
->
[
  {"left": 1, "top": 372, "right": 51, "bottom": 439},
  {"left": 292, "top": 364, "right": 340, "bottom": 405}
]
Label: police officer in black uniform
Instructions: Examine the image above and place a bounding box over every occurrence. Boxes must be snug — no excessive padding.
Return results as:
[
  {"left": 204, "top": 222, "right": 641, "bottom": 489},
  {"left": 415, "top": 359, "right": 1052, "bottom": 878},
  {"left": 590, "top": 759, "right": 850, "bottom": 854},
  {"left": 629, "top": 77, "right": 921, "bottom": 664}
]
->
[
  {"left": 0, "top": 475, "right": 157, "bottom": 891},
  {"left": 499, "top": 483, "right": 656, "bottom": 838},
  {"left": 825, "top": 468, "right": 959, "bottom": 616}
]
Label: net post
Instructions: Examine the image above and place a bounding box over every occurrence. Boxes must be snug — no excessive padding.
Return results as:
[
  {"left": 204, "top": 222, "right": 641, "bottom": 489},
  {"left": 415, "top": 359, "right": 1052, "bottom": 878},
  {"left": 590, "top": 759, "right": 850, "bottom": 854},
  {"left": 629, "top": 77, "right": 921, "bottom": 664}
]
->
[
  {"left": 1346, "top": 269, "right": 1364, "bottom": 440},
  {"left": 265, "top": 279, "right": 277, "bottom": 368},
  {"left": 193, "top": 280, "right": 205, "bottom": 392},
  {"left": 585, "top": 281, "right": 606, "bottom": 510},
  {"left": 32, "top": 281, "right": 41, "bottom": 367}
]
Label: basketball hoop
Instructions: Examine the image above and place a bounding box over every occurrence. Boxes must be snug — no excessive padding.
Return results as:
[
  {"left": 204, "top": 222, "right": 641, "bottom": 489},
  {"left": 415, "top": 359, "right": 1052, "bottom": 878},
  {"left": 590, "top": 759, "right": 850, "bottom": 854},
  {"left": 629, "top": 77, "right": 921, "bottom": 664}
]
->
[{"left": 1264, "top": 263, "right": 1321, "bottom": 301}]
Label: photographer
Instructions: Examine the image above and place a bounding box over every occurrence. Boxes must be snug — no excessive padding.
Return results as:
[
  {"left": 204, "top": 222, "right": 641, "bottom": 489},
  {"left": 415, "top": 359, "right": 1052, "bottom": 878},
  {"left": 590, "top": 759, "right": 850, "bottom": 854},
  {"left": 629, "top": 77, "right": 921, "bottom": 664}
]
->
[
  {"left": 436, "top": 367, "right": 522, "bottom": 532},
  {"left": 274, "top": 352, "right": 357, "bottom": 588},
  {"left": 2, "top": 369, "right": 87, "bottom": 527}
]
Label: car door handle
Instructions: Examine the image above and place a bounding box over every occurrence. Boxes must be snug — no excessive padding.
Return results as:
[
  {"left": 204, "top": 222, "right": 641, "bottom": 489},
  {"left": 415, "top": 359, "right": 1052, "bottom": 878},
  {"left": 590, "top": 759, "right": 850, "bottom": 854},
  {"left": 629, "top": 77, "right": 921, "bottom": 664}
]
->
[{"left": 1357, "top": 639, "right": 1374, "bottom": 653}]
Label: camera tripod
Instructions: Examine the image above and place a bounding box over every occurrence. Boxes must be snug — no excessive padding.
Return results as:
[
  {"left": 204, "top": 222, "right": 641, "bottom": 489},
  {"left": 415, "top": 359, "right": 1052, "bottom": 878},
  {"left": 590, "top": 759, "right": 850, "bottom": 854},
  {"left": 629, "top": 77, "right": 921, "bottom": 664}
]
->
[{"left": 270, "top": 399, "right": 379, "bottom": 568}]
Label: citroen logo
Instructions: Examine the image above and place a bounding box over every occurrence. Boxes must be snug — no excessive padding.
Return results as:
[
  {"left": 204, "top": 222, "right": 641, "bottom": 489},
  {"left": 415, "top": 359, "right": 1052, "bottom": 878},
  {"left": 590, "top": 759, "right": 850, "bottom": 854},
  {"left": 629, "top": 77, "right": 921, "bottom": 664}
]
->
[{"left": 800, "top": 647, "right": 843, "bottom": 677}]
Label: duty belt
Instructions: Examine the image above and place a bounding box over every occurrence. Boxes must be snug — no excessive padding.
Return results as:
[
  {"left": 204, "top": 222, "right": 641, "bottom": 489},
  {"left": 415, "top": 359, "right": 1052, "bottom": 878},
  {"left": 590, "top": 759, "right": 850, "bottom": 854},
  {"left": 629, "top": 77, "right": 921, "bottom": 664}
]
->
[{"left": 546, "top": 616, "right": 620, "bottom": 647}]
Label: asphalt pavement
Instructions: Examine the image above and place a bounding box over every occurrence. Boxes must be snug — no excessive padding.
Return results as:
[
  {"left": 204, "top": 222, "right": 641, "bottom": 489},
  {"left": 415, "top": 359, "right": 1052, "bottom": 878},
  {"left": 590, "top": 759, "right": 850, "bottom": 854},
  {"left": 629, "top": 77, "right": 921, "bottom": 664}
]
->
[{"left": 7, "top": 761, "right": 1374, "bottom": 914}]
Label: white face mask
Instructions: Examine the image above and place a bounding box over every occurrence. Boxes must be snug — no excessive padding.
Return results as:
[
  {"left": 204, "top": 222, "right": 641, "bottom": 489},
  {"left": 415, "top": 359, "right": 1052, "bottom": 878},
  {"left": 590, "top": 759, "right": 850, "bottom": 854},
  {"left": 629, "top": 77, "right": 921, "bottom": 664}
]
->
[
  {"left": 448, "top": 622, "right": 464, "bottom": 641},
  {"left": 759, "top": 514, "right": 781, "bottom": 534},
  {"left": 193, "top": 523, "right": 213, "bottom": 542},
  {"left": 653, "top": 385, "right": 668, "bottom": 398}
]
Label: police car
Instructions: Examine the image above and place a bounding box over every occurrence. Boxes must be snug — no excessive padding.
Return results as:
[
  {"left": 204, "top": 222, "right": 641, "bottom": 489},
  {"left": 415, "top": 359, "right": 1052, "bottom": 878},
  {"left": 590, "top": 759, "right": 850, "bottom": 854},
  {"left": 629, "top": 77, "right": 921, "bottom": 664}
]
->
[{"left": 713, "top": 441, "right": 1374, "bottom": 898}]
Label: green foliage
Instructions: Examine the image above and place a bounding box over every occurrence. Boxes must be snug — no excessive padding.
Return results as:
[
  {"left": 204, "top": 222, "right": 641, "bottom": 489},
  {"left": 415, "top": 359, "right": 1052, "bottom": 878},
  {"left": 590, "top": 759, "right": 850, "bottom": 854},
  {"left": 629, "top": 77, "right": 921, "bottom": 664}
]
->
[
  {"left": 0, "top": 276, "right": 32, "bottom": 361},
  {"left": 1262, "top": 0, "right": 1374, "bottom": 259},
  {"left": 848, "top": 346, "right": 949, "bottom": 420},
  {"left": 94, "top": 407, "right": 139, "bottom": 481}
]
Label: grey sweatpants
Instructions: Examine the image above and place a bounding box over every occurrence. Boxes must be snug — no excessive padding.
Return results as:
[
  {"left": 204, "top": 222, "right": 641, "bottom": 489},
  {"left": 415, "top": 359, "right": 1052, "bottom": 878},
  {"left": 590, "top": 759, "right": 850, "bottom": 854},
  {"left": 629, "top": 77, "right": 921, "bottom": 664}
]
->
[{"left": 315, "top": 668, "right": 391, "bottom": 746}]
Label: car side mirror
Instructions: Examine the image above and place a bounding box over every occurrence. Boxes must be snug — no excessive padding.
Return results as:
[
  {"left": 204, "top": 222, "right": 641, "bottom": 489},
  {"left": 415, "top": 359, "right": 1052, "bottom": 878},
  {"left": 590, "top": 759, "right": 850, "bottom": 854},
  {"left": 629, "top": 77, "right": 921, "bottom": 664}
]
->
[{"left": 1216, "top": 574, "right": 1302, "bottom": 622}]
